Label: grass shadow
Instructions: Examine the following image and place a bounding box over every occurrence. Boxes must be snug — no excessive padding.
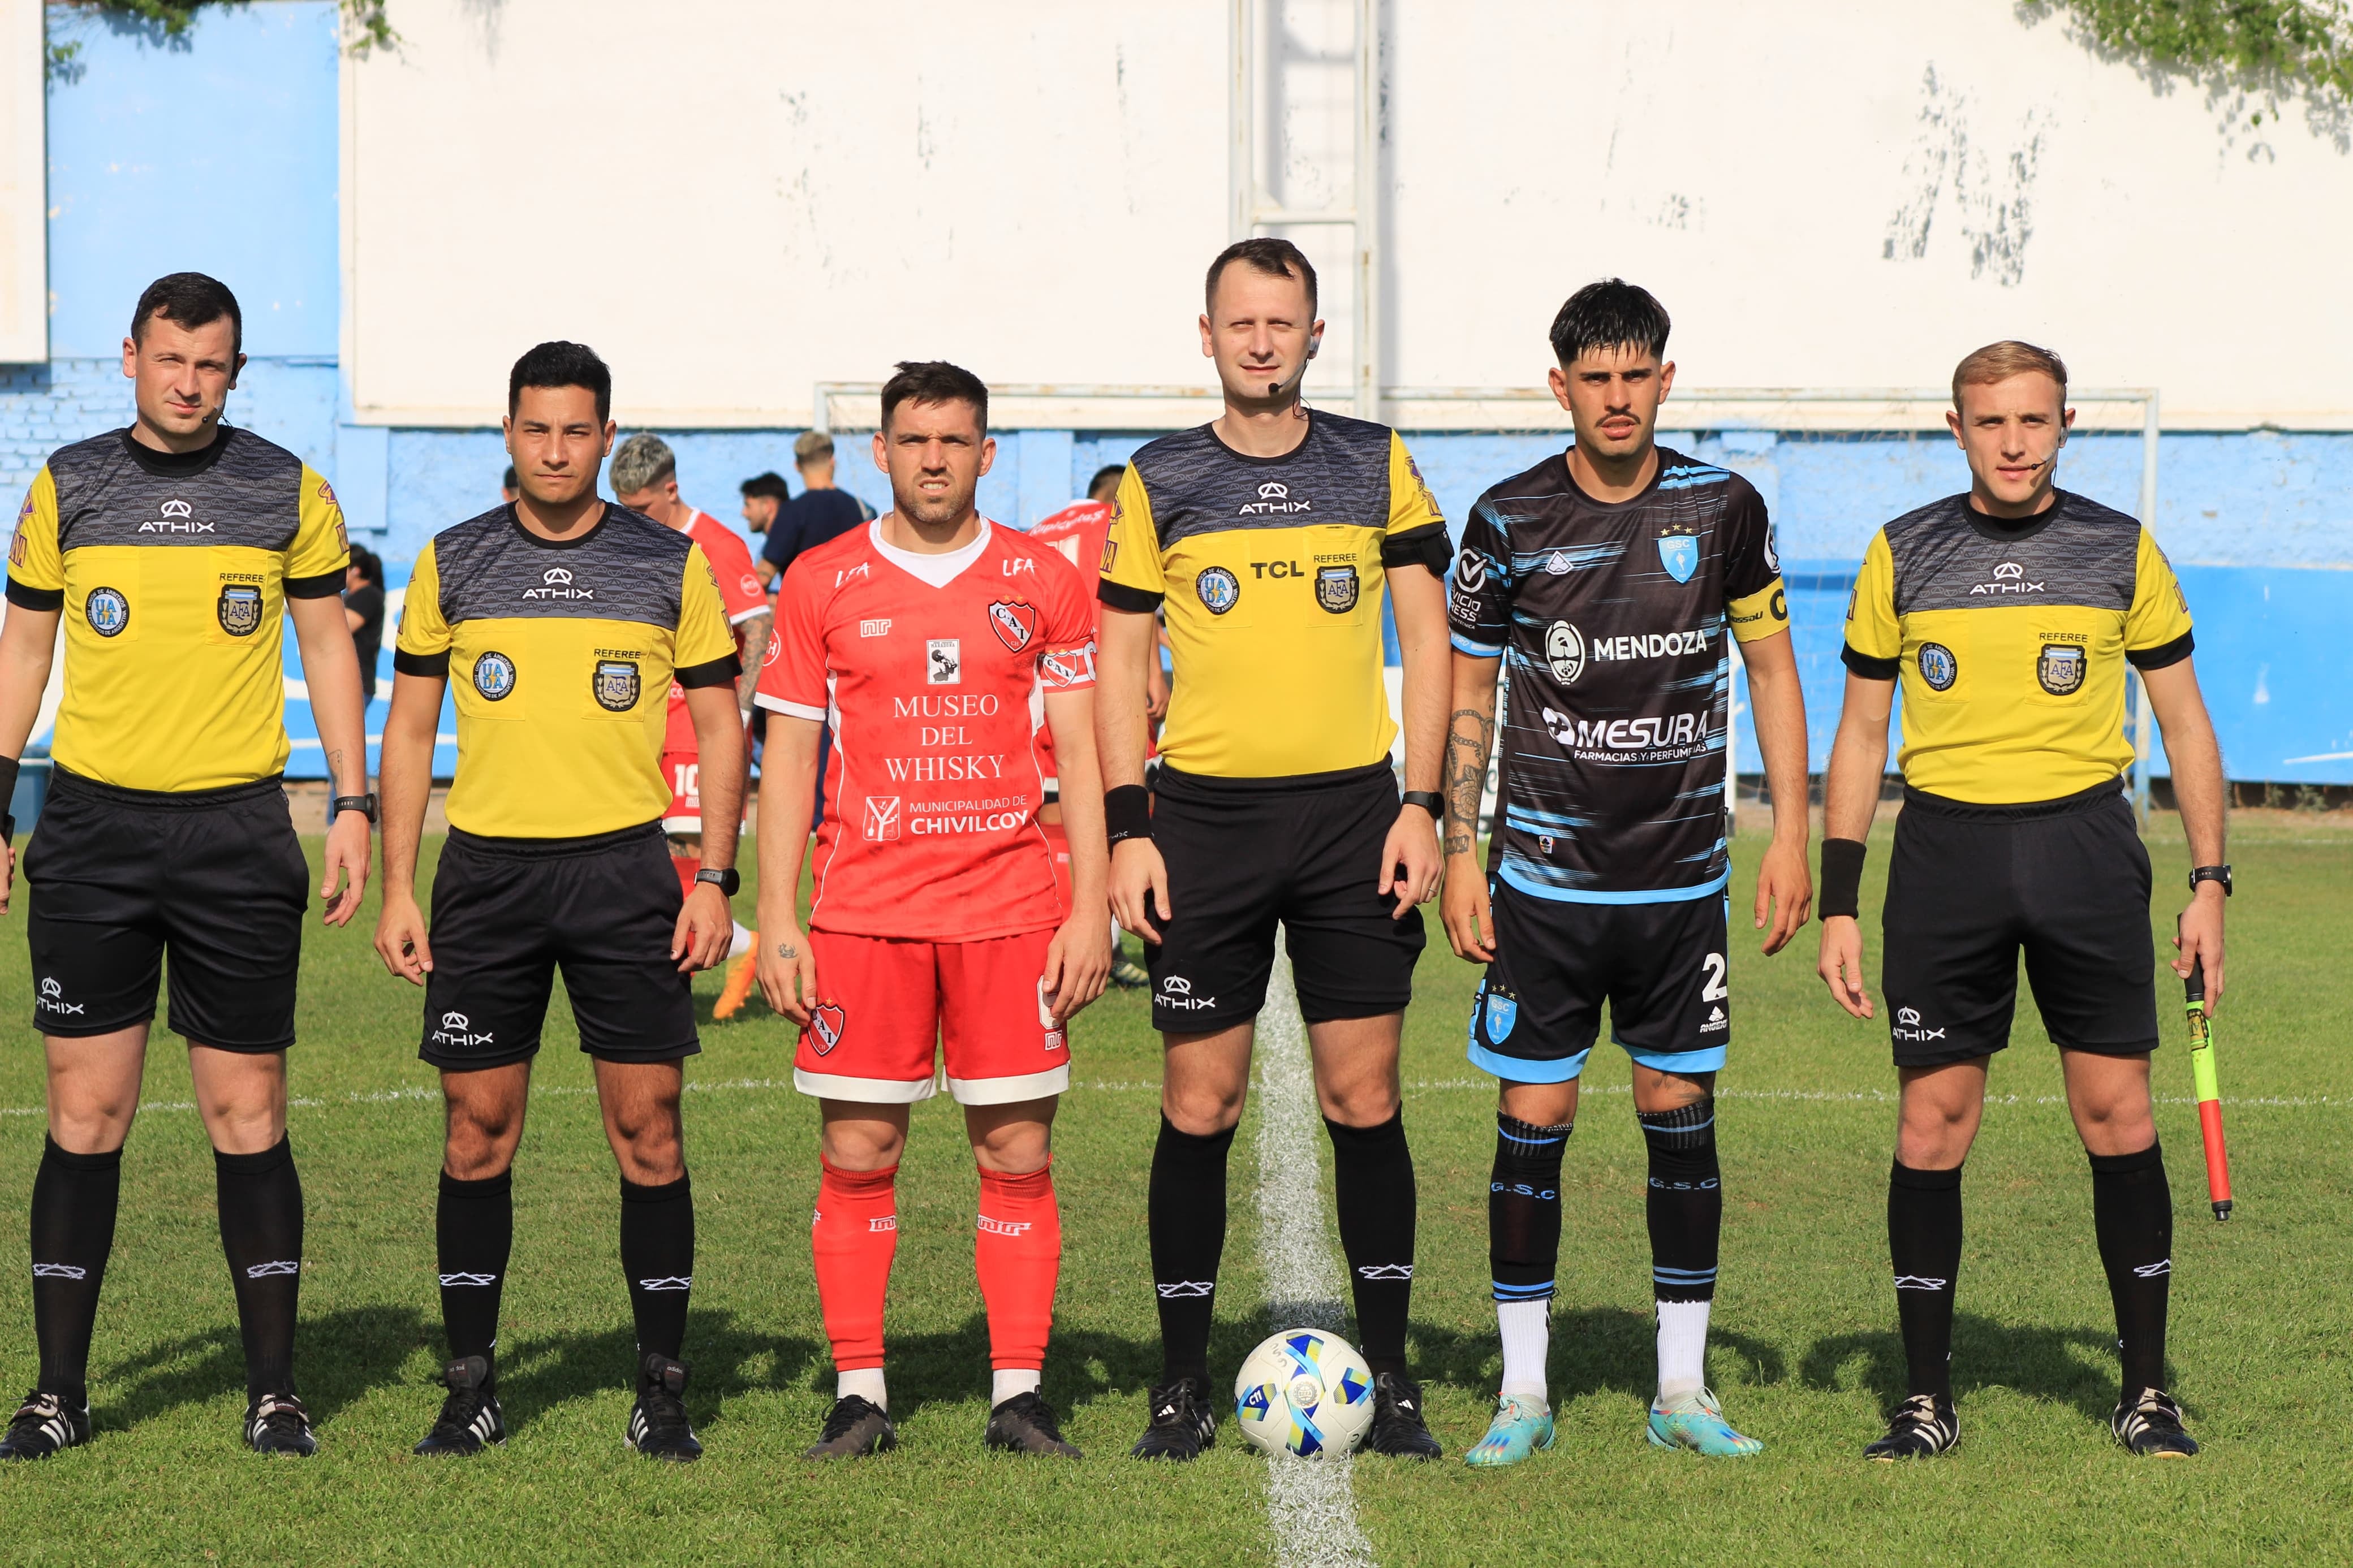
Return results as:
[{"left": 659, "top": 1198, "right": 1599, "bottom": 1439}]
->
[
  {"left": 1800, "top": 1311, "right": 2151, "bottom": 1424},
  {"left": 1404, "top": 1306, "right": 1787, "bottom": 1403},
  {"left": 101, "top": 1303, "right": 432, "bottom": 1433},
  {"left": 493, "top": 1308, "right": 825, "bottom": 1433}
]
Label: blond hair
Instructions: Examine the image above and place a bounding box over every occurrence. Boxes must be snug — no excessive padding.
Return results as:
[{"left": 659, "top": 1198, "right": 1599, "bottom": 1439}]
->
[{"left": 1951, "top": 340, "right": 2068, "bottom": 410}]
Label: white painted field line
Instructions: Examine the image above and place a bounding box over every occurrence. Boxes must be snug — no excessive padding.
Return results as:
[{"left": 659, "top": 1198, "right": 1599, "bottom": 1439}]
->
[{"left": 1254, "top": 954, "right": 1377, "bottom": 1568}]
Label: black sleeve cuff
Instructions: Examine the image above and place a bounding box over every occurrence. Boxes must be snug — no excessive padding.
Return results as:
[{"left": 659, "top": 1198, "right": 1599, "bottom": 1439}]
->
[
  {"left": 285, "top": 569, "right": 347, "bottom": 600},
  {"left": 675, "top": 654, "right": 743, "bottom": 690},
  {"left": 1380, "top": 522, "right": 1453, "bottom": 574},
  {"left": 1840, "top": 642, "right": 1901, "bottom": 681},
  {"left": 2126, "top": 630, "right": 2194, "bottom": 671},
  {"left": 5, "top": 578, "right": 63, "bottom": 613},
  {"left": 392, "top": 648, "right": 450, "bottom": 679},
  {"left": 1099, "top": 580, "right": 1164, "bottom": 614}
]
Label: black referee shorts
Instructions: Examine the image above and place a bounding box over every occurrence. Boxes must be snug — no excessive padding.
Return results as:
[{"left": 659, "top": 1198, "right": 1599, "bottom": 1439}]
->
[
  {"left": 1145, "top": 762, "right": 1425, "bottom": 1033},
  {"left": 1882, "top": 779, "right": 2158, "bottom": 1068},
  {"left": 24, "top": 768, "right": 308, "bottom": 1051},
  {"left": 420, "top": 822, "right": 700, "bottom": 1072}
]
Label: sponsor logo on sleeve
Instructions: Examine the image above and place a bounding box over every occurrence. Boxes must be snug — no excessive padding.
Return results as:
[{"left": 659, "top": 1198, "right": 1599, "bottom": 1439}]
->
[
  {"left": 1451, "top": 547, "right": 1487, "bottom": 593},
  {"left": 988, "top": 599, "right": 1038, "bottom": 652},
  {"left": 1916, "top": 642, "right": 1958, "bottom": 692},
  {"left": 593, "top": 658, "right": 641, "bottom": 712},
  {"left": 740, "top": 572, "right": 762, "bottom": 597},
  {"left": 926, "top": 638, "right": 961, "bottom": 684},
  {"left": 1314, "top": 564, "right": 1359, "bottom": 614},
  {"left": 1195, "top": 566, "right": 1240, "bottom": 615}
]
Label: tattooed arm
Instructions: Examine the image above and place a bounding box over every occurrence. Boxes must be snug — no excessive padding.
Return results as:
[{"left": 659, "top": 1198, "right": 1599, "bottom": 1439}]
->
[{"left": 1440, "top": 651, "right": 1502, "bottom": 960}]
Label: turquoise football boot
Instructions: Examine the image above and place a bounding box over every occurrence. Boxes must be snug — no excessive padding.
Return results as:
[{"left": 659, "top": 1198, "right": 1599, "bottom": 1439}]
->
[
  {"left": 1647, "top": 1388, "right": 1763, "bottom": 1457},
  {"left": 1464, "top": 1394, "right": 1555, "bottom": 1467}
]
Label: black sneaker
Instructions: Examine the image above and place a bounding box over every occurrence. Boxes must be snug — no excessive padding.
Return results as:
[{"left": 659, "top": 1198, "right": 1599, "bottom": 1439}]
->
[
  {"left": 1129, "top": 1376, "right": 1216, "bottom": 1461},
  {"left": 244, "top": 1392, "right": 317, "bottom": 1457},
  {"left": 805, "top": 1394, "right": 897, "bottom": 1460},
  {"left": 0, "top": 1390, "right": 90, "bottom": 1461},
  {"left": 414, "top": 1356, "right": 506, "bottom": 1456},
  {"left": 1864, "top": 1393, "right": 1959, "bottom": 1460},
  {"left": 985, "top": 1390, "right": 1081, "bottom": 1458},
  {"left": 626, "top": 1352, "right": 702, "bottom": 1462},
  {"left": 1365, "top": 1372, "right": 1442, "bottom": 1459},
  {"left": 2113, "top": 1388, "right": 2199, "bottom": 1457}
]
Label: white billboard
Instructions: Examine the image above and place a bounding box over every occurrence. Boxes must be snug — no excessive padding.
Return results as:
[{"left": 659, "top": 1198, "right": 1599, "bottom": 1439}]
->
[{"left": 0, "top": 0, "right": 45, "bottom": 364}]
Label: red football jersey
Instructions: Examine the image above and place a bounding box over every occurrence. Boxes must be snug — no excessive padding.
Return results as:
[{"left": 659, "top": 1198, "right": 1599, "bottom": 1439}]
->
[
  {"left": 757, "top": 519, "right": 1097, "bottom": 942},
  {"left": 1027, "top": 500, "right": 1113, "bottom": 630},
  {"left": 663, "top": 508, "right": 770, "bottom": 754}
]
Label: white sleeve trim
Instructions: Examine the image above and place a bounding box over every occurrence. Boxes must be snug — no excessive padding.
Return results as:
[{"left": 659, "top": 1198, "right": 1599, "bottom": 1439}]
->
[
  {"left": 755, "top": 693, "right": 827, "bottom": 721},
  {"left": 728, "top": 604, "right": 772, "bottom": 626}
]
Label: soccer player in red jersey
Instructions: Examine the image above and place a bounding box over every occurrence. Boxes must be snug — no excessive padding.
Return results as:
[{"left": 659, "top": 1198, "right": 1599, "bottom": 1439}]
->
[
  {"left": 613, "top": 435, "right": 771, "bottom": 1013},
  {"left": 755, "top": 362, "right": 1111, "bottom": 1460}
]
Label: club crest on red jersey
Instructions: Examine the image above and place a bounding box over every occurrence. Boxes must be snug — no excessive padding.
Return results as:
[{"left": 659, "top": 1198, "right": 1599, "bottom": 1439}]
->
[
  {"left": 809, "top": 1002, "right": 846, "bottom": 1055},
  {"left": 989, "top": 598, "right": 1038, "bottom": 653}
]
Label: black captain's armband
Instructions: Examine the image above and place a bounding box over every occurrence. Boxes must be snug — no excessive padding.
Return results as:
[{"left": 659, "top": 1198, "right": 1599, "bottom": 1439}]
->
[
  {"left": 1839, "top": 643, "right": 1900, "bottom": 681},
  {"left": 1820, "top": 837, "right": 1867, "bottom": 919},
  {"left": 393, "top": 649, "right": 451, "bottom": 679},
  {"left": 1380, "top": 523, "right": 1453, "bottom": 574}
]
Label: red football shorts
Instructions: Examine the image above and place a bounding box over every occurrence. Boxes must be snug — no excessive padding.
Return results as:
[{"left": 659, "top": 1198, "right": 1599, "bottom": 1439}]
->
[
  {"left": 797, "top": 927, "right": 1070, "bottom": 1105},
  {"left": 661, "top": 748, "right": 701, "bottom": 836}
]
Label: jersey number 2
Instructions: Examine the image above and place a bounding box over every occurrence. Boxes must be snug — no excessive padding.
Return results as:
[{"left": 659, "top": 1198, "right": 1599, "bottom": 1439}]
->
[{"left": 1699, "top": 952, "right": 1728, "bottom": 1003}]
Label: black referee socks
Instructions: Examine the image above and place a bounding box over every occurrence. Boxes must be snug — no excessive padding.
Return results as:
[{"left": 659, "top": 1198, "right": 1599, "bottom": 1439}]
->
[
  {"left": 1489, "top": 1114, "right": 1571, "bottom": 1307},
  {"left": 2089, "top": 1140, "right": 2173, "bottom": 1396},
  {"left": 214, "top": 1137, "right": 304, "bottom": 1399},
  {"left": 1639, "top": 1099, "right": 1721, "bottom": 1303},
  {"left": 29, "top": 1137, "right": 120, "bottom": 1405},
  {"left": 620, "top": 1173, "right": 695, "bottom": 1363},
  {"left": 1888, "top": 1160, "right": 1964, "bottom": 1401},
  {"left": 1148, "top": 1116, "right": 1236, "bottom": 1385},
  {"left": 1327, "top": 1112, "right": 1416, "bottom": 1379},
  {"left": 437, "top": 1168, "right": 513, "bottom": 1381}
]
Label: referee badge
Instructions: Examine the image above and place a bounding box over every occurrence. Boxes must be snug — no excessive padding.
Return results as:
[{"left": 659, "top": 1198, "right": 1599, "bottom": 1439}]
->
[
  {"left": 1917, "top": 642, "right": 1958, "bottom": 692},
  {"left": 85, "top": 587, "right": 130, "bottom": 637},
  {"left": 594, "top": 658, "right": 641, "bottom": 712},
  {"left": 1315, "top": 564, "right": 1359, "bottom": 614},
  {"left": 472, "top": 651, "right": 518, "bottom": 701},
  {"left": 2037, "top": 642, "right": 2087, "bottom": 696},
  {"left": 1196, "top": 566, "right": 1240, "bottom": 615},
  {"left": 216, "top": 584, "right": 262, "bottom": 637}
]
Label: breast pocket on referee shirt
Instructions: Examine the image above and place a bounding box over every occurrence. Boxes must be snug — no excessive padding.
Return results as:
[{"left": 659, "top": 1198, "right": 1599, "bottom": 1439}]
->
[
  {"left": 580, "top": 642, "right": 657, "bottom": 722},
  {"left": 203, "top": 550, "right": 272, "bottom": 647},
  {"left": 454, "top": 643, "right": 529, "bottom": 722}
]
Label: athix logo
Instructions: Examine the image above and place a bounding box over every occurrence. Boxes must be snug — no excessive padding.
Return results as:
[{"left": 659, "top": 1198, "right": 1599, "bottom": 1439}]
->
[
  {"left": 1158, "top": 974, "right": 1218, "bottom": 1010},
  {"left": 524, "top": 565, "right": 594, "bottom": 601},
  {"left": 1971, "top": 560, "right": 2044, "bottom": 596},
  {"left": 1237, "top": 479, "right": 1312, "bottom": 516},
  {"left": 977, "top": 1216, "right": 1033, "bottom": 1237},
  {"left": 431, "top": 1010, "right": 495, "bottom": 1049},
  {"left": 140, "top": 497, "right": 213, "bottom": 534},
  {"left": 35, "top": 978, "right": 83, "bottom": 1016},
  {"left": 1893, "top": 1006, "right": 1947, "bottom": 1043}
]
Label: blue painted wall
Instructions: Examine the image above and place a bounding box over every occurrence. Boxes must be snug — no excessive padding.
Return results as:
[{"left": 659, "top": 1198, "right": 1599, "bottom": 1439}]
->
[{"left": 6, "top": 3, "right": 2350, "bottom": 784}]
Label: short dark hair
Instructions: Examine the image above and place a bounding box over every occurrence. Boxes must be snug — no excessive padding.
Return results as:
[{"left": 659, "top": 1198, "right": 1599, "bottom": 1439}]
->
[
  {"left": 347, "top": 545, "right": 381, "bottom": 584},
  {"left": 1088, "top": 464, "right": 1124, "bottom": 501},
  {"left": 508, "top": 340, "right": 612, "bottom": 423},
  {"left": 880, "top": 360, "right": 988, "bottom": 433},
  {"left": 131, "top": 271, "right": 242, "bottom": 357},
  {"left": 1205, "top": 237, "right": 1318, "bottom": 318},
  {"left": 740, "top": 470, "right": 792, "bottom": 504},
  {"left": 1549, "top": 278, "right": 1671, "bottom": 366},
  {"left": 502, "top": 464, "right": 519, "bottom": 493}
]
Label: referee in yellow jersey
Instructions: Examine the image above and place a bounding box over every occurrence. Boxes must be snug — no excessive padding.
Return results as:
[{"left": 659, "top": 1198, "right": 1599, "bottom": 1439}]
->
[
  {"left": 1816, "top": 342, "right": 2227, "bottom": 1462},
  {"left": 1101, "top": 239, "right": 1452, "bottom": 1461},
  {"left": 374, "top": 342, "right": 743, "bottom": 1464},
  {"left": 0, "top": 274, "right": 372, "bottom": 1459}
]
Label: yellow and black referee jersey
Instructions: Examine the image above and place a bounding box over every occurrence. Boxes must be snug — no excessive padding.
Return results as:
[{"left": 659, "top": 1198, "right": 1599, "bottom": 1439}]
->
[
  {"left": 394, "top": 504, "right": 739, "bottom": 839},
  {"left": 1098, "top": 411, "right": 1449, "bottom": 779},
  {"left": 6, "top": 426, "right": 350, "bottom": 793},
  {"left": 1841, "top": 488, "right": 2193, "bottom": 805}
]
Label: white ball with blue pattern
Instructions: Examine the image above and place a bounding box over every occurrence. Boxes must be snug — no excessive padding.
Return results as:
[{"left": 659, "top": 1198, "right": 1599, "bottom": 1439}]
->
[{"left": 1234, "top": 1328, "right": 1375, "bottom": 1460}]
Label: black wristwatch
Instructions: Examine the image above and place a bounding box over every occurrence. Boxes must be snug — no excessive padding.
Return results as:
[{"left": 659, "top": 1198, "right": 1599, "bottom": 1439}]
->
[
  {"left": 331, "top": 793, "right": 379, "bottom": 824},
  {"left": 1400, "top": 790, "right": 1444, "bottom": 818},
  {"left": 2188, "top": 865, "right": 2232, "bottom": 897},
  {"left": 695, "top": 867, "right": 742, "bottom": 897}
]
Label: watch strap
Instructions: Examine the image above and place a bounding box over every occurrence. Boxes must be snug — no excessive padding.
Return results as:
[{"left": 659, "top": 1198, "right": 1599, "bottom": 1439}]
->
[
  {"left": 2188, "top": 864, "right": 2232, "bottom": 896},
  {"left": 1400, "top": 790, "right": 1444, "bottom": 817},
  {"left": 331, "top": 793, "right": 379, "bottom": 824}
]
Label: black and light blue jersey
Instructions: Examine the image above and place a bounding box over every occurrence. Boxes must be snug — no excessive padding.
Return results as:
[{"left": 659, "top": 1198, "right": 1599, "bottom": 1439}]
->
[{"left": 1447, "top": 448, "right": 1790, "bottom": 903}]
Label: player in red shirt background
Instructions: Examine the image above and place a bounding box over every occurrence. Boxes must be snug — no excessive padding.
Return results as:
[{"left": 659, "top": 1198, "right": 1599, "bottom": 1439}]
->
[
  {"left": 613, "top": 435, "right": 772, "bottom": 1012},
  {"left": 754, "top": 362, "right": 1110, "bottom": 1462},
  {"left": 1028, "top": 465, "right": 1165, "bottom": 989}
]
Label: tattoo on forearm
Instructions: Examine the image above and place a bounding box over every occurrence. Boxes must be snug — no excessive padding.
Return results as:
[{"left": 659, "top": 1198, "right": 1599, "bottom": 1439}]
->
[{"left": 1443, "top": 705, "right": 1494, "bottom": 857}]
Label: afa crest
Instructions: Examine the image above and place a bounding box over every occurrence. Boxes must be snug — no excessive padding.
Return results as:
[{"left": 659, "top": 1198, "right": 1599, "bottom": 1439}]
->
[
  {"left": 593, "top": 659, "right": 641, "bottom": 712},
  {"left": 2037, "top": 642, "right": 2086, "bottom": 696},
  {"left": 1315, "top": 564, "right": 1359, "bottom": 615},
  {"left": 216, "top": 584, "right": 262, "bottom": 637}
]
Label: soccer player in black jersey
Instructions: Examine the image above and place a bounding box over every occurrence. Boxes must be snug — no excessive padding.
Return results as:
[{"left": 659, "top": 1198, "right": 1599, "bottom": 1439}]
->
[
  {"left": 0, "top": 274, "right": 372, "bottom": 1459},
  {"left": 1441, "top": 280, "right": 1812, "bottom": 1465},
  {"left": 1817, "top": 342, "right": 2225, "bottom": 1461}
]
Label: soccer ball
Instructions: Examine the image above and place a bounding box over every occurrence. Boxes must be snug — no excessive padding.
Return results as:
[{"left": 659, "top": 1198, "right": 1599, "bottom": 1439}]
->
[{"left": 1233, "top": 1328, "right": 1376, "bottom": 1459}]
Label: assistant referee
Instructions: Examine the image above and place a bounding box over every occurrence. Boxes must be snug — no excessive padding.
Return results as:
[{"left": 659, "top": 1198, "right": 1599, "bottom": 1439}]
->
[
  {"left": 1099, "top": 238, "right": 1453, "bottom": 1461},
  {"left": 0, "top": 274, "right": 372, "bottom": 1460},
  {"left": 1816, "top": 340, "right": 2227, "bottom": 1462}
]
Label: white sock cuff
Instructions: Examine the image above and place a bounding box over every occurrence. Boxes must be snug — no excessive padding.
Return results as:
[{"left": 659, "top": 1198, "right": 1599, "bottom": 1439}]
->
[
  {"left": 837, "top": 1367, "right": 887, "bottom": 1409},
  {"left": 991, "top": 1368, "right": 1042, "bottom": 1406}
]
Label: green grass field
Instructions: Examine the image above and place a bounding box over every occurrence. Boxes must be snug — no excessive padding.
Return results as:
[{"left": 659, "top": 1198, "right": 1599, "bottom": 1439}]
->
[{"left": 0, "top": 815, "right": 2346, "bottom": 1565}]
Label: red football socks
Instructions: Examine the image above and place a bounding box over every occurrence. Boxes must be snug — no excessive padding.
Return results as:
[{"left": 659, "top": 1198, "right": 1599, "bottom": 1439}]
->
[
  {"left": 670, "top": 853, "right": 699, "bottom": 902},
  {"left": 974, "top": 1162, "right": 1062, "bottom": 1371},
  {"left": 812, "top": 1159, "right": 898, "bottom": 1371}
]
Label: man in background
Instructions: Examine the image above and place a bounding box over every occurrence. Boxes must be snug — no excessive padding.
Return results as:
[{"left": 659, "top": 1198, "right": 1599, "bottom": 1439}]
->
[
  {"left": 343, "top": 546, "right": 386, "bottom": 708},
  {"left": 501, "top": 466, "right": 520, "bottom": 506},
  {"left": 757, "top": 430, "right": 874, "bottom": 589},
  {"left": 739, "top": 471, "right": 790, "bottom": 554}
]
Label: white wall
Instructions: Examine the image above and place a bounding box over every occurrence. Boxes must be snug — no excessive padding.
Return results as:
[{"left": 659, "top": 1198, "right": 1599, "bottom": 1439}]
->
[
  {"left": 0, "top": 0, "right": 45, "bottom": 364},
  {"left": 346, "top": 0, "right": 2353, "bottom": 430}
]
